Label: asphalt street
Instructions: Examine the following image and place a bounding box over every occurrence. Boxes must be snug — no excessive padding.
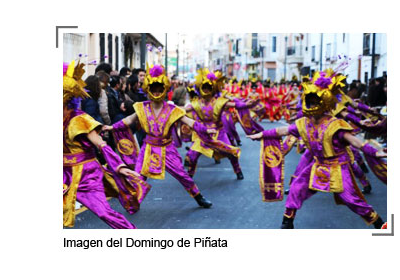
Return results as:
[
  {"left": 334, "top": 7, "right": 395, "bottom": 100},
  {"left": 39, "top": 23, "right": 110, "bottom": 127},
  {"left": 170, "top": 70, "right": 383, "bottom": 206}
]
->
[{"left": 70, "top": 120, "right": 387, "bottom": 229}]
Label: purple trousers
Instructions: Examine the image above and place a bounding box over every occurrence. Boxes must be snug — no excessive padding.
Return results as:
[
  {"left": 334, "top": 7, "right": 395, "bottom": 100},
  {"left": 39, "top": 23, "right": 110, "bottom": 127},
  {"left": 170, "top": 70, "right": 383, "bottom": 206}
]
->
[
  {"left": 285, "top": 159, "right": 378, "bottom": 224},
  {"left": 222, "top": 111, "right": 241, "bottom": 145},
  {"left": 64, "top": 160, "right": 136, "bottom": 229},
  {"left": 186, "top": 129, "right": 241, "bottom": 177},
  {"left": 135, "top": 143, "right": 200, "bottom": 197}
]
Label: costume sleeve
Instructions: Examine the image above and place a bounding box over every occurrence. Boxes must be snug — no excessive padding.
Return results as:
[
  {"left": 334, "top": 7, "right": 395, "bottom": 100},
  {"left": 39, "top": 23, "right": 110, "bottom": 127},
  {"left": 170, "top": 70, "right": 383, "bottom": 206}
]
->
[
  {"left": 288, "top": 123, "right": 300, "bottom": 138},
  {"left": 67, "top": 113, "right": 102, "bottom": 142},
  {"left": 100, "top": 145, "right": 126, "bottom": 173}
]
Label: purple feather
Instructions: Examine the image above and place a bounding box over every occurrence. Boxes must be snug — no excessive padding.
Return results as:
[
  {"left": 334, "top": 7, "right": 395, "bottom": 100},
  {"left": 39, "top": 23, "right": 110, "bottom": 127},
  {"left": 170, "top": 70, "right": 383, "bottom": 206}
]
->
[
  {"left": 207, "top": 72, "right": 217, "bottom": 81},
  {"left": 149, "top": 65, "right": 163, "bottom": 77},
  {"left": 67, "top": 97, "right": 82, "bottom": 110},
  {"left": 63, "top": 62, "right": 69, "bottom": 76},
  {"left": 314, "top": 73, "right": 332, "bottom": 89}
]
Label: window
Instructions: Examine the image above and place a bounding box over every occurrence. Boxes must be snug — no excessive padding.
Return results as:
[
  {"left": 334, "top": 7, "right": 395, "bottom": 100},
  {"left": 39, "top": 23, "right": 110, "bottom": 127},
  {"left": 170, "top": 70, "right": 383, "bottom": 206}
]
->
[
  {"left": 363, "top": 33, "right": 371, "bottom": 55},
  {"left": 272, "top": 36, "right": 277, "bottom": 52},
  {"left": 311, "top": 46, "right": 316, "bottom": 61},
  {"left": 100, "top": 33, "right": 105, "bottom": 62},
  {"left": 343, "top": 33, "right": 345, "bottom": 43},
  {"left": 252, "top": 33, "right": 258, "bottom": 51},
  {"left": 236, "top": 39, "right": 239, "bottom": 55},
  {"left": 326, "top": 43, "right": 331, "bottom": 60}
]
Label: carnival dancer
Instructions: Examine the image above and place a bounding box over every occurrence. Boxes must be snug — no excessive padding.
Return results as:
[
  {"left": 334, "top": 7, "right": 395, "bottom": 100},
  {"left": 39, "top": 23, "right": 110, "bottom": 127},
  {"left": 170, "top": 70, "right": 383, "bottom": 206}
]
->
[
  {"left": 247, "top": 69, "right": 386, "bottom": 229},
  {"left": 63, "top": 61, "right": 150, "bottom": 229},
  {"left": 219, "top": 76, "right": 242, "bottom": 147},
  {"left": 185, "top": 69, "right": 256, "bottom": 180},
  {"left": 247, "top": 78, "right": 267, "bottom": 121},
  {"left": 106, "top": 64, "right": 215, "bottom": 208}
]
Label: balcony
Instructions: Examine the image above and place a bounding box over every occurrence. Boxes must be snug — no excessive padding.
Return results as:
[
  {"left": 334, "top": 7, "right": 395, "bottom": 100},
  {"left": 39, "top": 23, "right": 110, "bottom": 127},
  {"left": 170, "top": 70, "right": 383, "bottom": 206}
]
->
[{"left": 286, "top": 46, "right": 304, "bottom": 64}]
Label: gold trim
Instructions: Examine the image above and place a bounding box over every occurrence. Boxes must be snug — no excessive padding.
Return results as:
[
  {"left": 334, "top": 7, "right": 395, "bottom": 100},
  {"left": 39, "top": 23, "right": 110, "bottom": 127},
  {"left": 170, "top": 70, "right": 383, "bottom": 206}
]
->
[
  {"left": 191, "top": 98, "right": 205, "bottom": 120},
  {"left": 140, "top": 144, "right": 166, "bottom": 179},
  {"left": 323, "top": 118, "right": 353, "bottom": 157},
  {"left": 63, "top": 164, "right": 83, "bottom": 227},
  {"left": 295, "top": 117, "right": 311, "bottom": 151},
  {"left": 133, "top": 102, "right": 150, "bottom": 134},
  {"left": 163, "top": 106, "right": 186, "bottom": 137},
  {"left": 213, "top": 97, "right": 229, "bottom": 122},
  {"left": 67, "top": 113, "right": 102, "bottom": 141},
  {"left": 63, "top": 158, "right": 96, "bottom": 167}
]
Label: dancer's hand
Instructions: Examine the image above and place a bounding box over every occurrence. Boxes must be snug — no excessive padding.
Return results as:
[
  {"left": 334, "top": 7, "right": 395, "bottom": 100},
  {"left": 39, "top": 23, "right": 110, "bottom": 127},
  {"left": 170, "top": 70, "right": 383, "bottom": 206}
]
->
[
  {"left": 102, "top": 125, "right": 113, "bottom": 132},
  {"left": 119, "top": 167, "right": 141, "bottom": 177},
  {"left": 207, "top": 128, "right": 217, "bottom": 135},
  {"left": 247, "top": 132, "right": 263, "bottom": 141},
  {"left": 376, "top": 149, "right": 387, "bottom": 158},
  {"left": 360, "top": 119, "right": 373, "bottom": 126},
  {"left": 246, "top": 99, "right": 257, "bottom": 107}
]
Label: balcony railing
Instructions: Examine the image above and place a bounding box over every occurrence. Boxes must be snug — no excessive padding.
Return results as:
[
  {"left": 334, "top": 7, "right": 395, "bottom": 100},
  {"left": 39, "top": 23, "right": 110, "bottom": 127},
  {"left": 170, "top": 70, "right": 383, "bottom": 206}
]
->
[{"left": 286, "top": 46, "right": 303, "bottom": 56}]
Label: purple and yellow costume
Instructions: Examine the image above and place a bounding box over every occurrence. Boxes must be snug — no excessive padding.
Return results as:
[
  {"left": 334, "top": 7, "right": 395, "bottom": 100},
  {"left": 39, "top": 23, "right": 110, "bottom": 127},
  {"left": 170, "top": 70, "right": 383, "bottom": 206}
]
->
[
  {"left": 185, "top": 69, "right": 241, "bottom": 177},
  {"left": 256, "top": 67, "right": 385, "bottom": 228},
  {"left": 131, "top": 100, "right": 201, "bottom": 197},
  {"left": 63, "top": 61, "right": 139, "bottom": 229},
  {"left": 112, "top": 65, "right": 215, "bottom": 207},
  {"left": 283, "top": 116, "right": 379, "bottom": 225},
  {"left": 63, "top": 110, "right": 137, "bottom": 228}
]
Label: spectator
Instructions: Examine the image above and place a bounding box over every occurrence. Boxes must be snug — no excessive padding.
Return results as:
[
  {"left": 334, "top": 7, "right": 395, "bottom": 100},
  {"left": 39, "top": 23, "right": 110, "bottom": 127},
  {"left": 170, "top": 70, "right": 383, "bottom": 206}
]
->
[
  {"left": 95, "top": 62, "right": 112, "bottom": 75},
  {"left": 125, "top": 73, "right": 147, "bottom": 146},
  {"left": 119, "top": 67, "right": 131, "bottom": 77},
  {"left": 132, "top": 68, "right": 146, "bottom": 85},
  {"left": 107, "top": 75, "right": 125, "bottom": 123},
  {"left": 171, "top": 86, "right": 187, "bottom": 107},
  {"left": 126, "top": 74, "right": 147, "bottom": 103},
  {"left": 132, "top": 68, "right": 147, "bottom": 98},
  {"left": 168, "top": 75, "right": 179, "bottom": 100},
  {"left": 81, "top": 75, "right": 103, "bottom": 123},
  {"left": 367, "top": 77, "right": 386, "bottom": 107},
  {"left": 95, "top": 70, "right": 112, "bottom": 125},
  {"left": 347, "top": 82, "right": 359, "bottom": 99}
]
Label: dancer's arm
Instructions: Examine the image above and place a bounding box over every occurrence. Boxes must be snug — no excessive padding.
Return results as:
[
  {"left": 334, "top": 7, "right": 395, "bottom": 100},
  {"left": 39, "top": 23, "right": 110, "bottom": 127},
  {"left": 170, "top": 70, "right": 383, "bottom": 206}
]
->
[
  {"left": 247, "top": 126, "right": 289, "bottom": 140},
  {"left": 102, "top": 113, "right": 138, "bottom": 132},
  {"left": 225, "top": 99, "right": 257, "bottom": 108},
  {"left": 86, "top": 130, "right": 140, "bottom": 177},
  {"left": 343, "top": 132, "right": 387, "bottom": 157},
  {"left": 180, "top": 116, "right": 217, "bottom": 134}
]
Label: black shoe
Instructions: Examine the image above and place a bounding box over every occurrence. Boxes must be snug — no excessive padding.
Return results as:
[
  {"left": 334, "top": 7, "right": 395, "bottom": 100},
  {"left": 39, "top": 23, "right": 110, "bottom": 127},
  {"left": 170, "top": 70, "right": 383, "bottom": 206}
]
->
[
  {"left": 194, "top": 194, "right": 212, "bottom": 208},
  {"left": 284, "top": 189, "right": 290, "bottom": 195},
  {"left": 236, "top": 171, "right": 244, "bottom": 180},
  {"left": 362, "top": 185, "right": 372, "bottom": 194},
  {"left": 280, "top": 216, "right": 294, "bottom": 229},
  {"left": 185, "top": 146, "right": 190, "bottom": 151},
  {"left": 373, "top": 217, "right": 384, "bottom": 229},
  {"left": 215, "top": 159, "right": 221, "bottom": 164},
  {"left": 237, "top": 141, "right": 242, "bottom": 146},
  {"left": 184, "top": 160, "right": 190, "bottom": 167},
  {"left": 360, "top": 162, "right": 369, "bottom": 173}
]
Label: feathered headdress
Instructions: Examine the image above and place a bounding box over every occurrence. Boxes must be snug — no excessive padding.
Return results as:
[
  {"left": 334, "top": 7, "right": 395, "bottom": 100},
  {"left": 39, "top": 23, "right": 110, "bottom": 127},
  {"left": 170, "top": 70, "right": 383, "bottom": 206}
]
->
[
  {"left": 63, "top": 60, "right": 90, "bottom": 106},
  {"left": 301, "top": 68, "right": 347, "bottom": 116},
  {"left": 142, "top": 63, "right": 170, "bottom": 102},
  {"left": 194, "top": 68, "right": 218, "bottom": 97}
]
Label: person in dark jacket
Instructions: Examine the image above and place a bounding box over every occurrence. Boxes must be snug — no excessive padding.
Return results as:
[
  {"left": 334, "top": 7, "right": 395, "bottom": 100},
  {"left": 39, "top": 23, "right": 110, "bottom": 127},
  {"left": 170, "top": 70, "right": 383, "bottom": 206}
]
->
[
  {"left": 107, "top": 75, "right": 125, "bottom": 124},
  {"left": 81, "top": 75, "right": 103, "bottom": 123}
]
